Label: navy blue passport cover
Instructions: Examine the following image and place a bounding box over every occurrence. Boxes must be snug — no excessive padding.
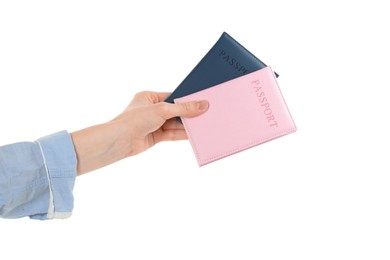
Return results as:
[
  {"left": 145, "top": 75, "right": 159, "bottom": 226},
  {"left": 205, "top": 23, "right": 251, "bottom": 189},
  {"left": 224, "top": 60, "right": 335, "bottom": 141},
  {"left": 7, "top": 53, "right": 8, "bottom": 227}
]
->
[{"left": 165, "top": 32, "right": 278, "bottom": 104}]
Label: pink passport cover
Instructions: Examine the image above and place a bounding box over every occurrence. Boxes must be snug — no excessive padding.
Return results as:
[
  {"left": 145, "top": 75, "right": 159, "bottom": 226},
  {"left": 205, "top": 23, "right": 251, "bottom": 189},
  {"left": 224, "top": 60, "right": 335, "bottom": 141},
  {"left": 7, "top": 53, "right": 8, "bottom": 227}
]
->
[{"left": 174, "top": 67, "right": 296, "bottom": 166}]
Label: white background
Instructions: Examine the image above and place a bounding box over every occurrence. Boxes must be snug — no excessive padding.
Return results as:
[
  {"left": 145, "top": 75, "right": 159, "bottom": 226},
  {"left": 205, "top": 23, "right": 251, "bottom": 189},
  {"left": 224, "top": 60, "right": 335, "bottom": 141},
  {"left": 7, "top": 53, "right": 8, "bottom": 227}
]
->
[{"left": 1, "top": 1, "right": 389, "bottom": 259}]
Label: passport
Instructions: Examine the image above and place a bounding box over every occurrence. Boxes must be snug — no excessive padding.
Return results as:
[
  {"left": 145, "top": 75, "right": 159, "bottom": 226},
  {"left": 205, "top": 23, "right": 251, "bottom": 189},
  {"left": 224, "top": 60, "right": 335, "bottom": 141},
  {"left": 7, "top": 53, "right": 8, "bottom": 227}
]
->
[
  {"left": 174, "top": 67, "right": 296, "bottom": 167},
  {"left": 165, "top": 32, "right": 278, "bottom": 104}
]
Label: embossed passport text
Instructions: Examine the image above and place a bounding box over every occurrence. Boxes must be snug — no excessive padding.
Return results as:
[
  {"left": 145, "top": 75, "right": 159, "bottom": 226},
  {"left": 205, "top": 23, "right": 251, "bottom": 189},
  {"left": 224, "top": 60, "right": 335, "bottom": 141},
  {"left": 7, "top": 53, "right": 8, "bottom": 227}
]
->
[{"left": 174, "top": 67, "right": 296, "bottom": 167}]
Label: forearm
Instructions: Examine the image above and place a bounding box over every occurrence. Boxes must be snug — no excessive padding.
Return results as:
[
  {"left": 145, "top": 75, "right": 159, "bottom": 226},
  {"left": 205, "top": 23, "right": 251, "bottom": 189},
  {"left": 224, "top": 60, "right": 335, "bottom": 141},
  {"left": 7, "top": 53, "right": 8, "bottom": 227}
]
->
[
  {"left": 71, "top": 120, "right": 130, "bottom": 175},
  {"left": 70, "top": 92, "right": 207, "bottom": 176}
]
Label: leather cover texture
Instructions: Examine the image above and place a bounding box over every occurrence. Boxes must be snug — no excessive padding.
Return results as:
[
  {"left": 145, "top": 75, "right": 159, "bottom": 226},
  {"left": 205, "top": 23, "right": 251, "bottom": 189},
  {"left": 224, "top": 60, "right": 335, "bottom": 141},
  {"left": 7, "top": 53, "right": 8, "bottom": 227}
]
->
[
  {"left": 174, "top": 67, "right": 296, "bottom": 167},
  {"left": 165, "top": 32, "right": 278, "bottom": 104}
]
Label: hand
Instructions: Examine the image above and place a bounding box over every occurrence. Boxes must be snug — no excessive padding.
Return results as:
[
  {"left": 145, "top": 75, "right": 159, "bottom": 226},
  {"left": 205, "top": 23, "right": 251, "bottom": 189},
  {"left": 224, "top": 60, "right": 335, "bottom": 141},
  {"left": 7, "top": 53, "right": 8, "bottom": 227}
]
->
[
  {"left": 113, "top": 91, "right": 208, "bottom": 155},
  {"left": 71, "top": 91, "right": 208, "bottom": 175}
]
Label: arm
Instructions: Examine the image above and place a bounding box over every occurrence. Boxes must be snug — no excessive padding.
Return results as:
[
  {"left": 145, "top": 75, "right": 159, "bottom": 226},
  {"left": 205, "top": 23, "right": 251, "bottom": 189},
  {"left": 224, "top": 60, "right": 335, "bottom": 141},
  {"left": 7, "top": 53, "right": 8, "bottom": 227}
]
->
[
  {"left": 0, "top": 91, "right": 208, "bottom": 219},
  {"left": 0, "top": 131, "right": 76, "bottom": 219},
  {"left": 71, "top": 91, "right": 208, "bottom": 175}
]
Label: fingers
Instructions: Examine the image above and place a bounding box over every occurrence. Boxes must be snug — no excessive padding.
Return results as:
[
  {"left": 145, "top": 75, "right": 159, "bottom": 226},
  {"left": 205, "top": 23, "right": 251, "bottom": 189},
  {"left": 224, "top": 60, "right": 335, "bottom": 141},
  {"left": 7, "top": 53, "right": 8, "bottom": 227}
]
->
[
  {"left": 153, "top": 129, "right": 188, "bottom": 143},
  {"left": 162, "top": 118, "right": 185, "bottom": 130},
  {"left": 156, "top": 100, "right": 209, "bottom": 120}
]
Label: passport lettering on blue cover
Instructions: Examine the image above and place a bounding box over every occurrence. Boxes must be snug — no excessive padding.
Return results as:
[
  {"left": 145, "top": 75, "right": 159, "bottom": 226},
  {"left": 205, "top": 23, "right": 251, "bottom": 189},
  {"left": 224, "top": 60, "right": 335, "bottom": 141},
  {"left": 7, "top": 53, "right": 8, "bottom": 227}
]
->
[{"left": 165, "top": 32, "right": 278, "bottom": 104}]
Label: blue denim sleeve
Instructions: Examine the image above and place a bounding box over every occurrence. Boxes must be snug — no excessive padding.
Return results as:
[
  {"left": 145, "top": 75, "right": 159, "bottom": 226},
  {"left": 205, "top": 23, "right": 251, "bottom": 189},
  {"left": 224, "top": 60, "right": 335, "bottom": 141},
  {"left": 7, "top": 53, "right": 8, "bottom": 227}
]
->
[{"left": 0, "top": 131, "right": 77, "bottom": 220}]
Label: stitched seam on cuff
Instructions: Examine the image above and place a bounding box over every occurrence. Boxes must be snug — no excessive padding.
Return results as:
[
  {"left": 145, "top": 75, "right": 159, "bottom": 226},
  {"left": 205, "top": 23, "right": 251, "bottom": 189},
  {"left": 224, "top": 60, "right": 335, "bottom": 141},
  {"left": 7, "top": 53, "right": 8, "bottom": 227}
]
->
[{"left": 35, "top": 140, "right": 55, "bottom": 219}]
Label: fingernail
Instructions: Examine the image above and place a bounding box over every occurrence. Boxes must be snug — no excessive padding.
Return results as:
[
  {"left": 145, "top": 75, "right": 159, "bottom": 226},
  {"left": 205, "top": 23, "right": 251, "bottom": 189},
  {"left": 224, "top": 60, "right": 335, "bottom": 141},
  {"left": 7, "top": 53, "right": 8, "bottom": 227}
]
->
[{"left": 196, "top": 100, "right": 209, "bottom": 111}]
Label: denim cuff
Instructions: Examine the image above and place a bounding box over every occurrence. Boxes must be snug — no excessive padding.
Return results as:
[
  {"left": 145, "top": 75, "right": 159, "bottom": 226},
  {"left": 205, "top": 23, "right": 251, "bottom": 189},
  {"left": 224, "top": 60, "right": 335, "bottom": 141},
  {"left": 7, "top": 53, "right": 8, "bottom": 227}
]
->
[{"left": 35, "top": 131, "right": 77, "bottom": 219}]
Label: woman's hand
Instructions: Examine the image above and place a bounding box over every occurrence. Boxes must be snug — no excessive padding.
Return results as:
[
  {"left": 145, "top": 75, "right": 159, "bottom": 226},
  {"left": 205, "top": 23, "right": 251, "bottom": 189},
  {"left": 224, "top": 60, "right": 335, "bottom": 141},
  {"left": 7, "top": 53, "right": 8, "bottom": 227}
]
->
[{"left": 71, "top": 91, "right": 208, "bottom": 175}]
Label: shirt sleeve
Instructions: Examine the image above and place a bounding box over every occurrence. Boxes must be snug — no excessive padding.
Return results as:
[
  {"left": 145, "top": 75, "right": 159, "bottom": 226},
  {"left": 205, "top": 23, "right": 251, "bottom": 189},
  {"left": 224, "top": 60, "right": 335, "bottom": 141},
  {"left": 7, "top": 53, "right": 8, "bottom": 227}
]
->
[{"left": 0, "top": 131, "right": 77, "bottom": 220}]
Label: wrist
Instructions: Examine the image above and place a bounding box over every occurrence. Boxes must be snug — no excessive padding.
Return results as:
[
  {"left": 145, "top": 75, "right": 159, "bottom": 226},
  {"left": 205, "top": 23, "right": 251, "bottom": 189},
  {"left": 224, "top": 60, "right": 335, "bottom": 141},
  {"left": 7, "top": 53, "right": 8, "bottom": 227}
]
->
[{"left": 71, "top": 120, "right": 131, "bottom": 175}]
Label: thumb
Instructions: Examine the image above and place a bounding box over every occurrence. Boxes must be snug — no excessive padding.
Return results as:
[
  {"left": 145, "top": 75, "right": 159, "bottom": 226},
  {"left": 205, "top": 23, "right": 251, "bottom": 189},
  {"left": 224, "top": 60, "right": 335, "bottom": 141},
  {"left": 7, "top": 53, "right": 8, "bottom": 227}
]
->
[{"left": 158, "top": 100, "right": 209, "bottom": 119}]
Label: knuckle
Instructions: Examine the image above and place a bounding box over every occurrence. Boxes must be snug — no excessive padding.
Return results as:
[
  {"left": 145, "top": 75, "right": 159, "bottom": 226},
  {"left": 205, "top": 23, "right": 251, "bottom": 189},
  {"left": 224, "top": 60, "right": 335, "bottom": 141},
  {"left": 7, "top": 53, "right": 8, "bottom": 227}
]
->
[
  {"left": 156, "top": 103, "right": 171, "bottom": 117},
  {"left": 135, "top": 91, "right": 152, "bottom": 98},
  {"left": 181, "top": 102, "right": 194, "bottom": 113}
]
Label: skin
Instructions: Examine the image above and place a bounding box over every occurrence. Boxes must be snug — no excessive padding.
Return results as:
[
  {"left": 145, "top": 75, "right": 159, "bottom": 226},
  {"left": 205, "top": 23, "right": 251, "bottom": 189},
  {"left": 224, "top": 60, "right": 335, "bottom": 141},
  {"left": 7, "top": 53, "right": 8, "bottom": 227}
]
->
[{"left": 71, "top": 91, "right": 208, "bottom": 175}]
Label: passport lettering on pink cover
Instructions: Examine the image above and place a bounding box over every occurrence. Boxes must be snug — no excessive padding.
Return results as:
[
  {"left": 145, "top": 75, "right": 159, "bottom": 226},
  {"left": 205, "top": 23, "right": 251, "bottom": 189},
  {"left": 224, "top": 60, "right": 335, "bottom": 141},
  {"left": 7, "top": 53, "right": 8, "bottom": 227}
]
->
[{"left": 174, "top": 67, "right": 296, "bottom": 167}]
